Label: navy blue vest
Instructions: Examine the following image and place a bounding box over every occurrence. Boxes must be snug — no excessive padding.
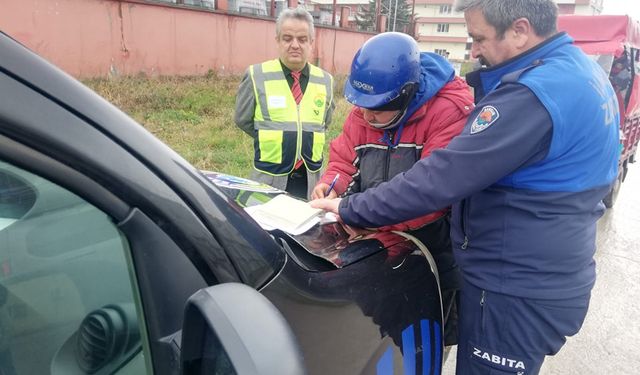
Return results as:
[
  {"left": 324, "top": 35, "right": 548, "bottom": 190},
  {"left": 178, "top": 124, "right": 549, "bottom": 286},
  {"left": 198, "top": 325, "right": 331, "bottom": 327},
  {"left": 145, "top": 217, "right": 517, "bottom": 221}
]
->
[{"left": 475, "top": 33, "right": 619, "bottom": 192}]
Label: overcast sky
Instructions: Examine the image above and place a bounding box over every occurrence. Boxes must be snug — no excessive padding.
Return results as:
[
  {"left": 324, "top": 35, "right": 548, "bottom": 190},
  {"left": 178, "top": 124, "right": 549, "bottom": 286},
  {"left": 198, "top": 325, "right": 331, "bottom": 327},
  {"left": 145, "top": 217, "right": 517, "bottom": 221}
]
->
[{"left": 602, "top": 0, "right": 640, "bottom": 18}]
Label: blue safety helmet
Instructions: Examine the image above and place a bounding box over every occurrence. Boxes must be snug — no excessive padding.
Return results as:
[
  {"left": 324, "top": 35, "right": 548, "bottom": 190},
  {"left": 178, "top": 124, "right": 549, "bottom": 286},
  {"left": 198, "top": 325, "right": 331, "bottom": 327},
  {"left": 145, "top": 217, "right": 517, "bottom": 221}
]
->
[{"left": 345, "top": 32, "right": 421, "bottom": 109}]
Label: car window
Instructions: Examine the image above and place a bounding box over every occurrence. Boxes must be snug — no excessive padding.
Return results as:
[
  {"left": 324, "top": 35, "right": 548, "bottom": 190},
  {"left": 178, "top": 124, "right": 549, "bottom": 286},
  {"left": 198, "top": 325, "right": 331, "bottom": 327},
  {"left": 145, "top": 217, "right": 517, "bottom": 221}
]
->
[{"left": 0, "top": 160, "right": 149, "bottom": 375}]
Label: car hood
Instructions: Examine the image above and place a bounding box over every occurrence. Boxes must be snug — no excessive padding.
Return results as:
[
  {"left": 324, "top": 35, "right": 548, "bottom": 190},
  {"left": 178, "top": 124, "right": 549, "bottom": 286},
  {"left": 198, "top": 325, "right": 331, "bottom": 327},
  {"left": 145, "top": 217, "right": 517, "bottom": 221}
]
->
[{"left": 203, "top": 171, "right": 414, "bottom": 269}]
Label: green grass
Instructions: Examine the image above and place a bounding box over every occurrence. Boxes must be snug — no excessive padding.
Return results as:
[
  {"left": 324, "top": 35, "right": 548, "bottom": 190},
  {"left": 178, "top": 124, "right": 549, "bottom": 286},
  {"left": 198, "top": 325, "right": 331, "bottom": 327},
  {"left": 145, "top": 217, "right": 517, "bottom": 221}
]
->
[
  {"left": 460, "top": 61, "right": 478, "bottom": 77},
  {"left": 85, "top": 74, "right": 351, "bottom": 178}
]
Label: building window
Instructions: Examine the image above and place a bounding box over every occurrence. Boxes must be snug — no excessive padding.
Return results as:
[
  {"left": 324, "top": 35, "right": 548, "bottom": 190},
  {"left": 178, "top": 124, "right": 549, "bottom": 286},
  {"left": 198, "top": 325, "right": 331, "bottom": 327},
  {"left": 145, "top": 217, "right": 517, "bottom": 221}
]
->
[
  {"left": 435, "top": 49, "right": 447, "bottom": 56},
  {"left": 437, "top": 23, "right": 449, "bottom": 33},
  {"left": 439, "top": 4, "right": 451, "bottom": 14}
]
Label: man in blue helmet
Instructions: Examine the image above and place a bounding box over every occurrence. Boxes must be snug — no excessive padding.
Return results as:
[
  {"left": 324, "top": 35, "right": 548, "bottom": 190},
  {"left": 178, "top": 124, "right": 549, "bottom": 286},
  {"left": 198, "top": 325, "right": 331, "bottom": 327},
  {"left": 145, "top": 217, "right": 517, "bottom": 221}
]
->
[
  {"left": 312, "top": 0, "right": 620, "bottom": 373},
  {"left": 311, "top": 32, "right": 474, "bottom": 348}
]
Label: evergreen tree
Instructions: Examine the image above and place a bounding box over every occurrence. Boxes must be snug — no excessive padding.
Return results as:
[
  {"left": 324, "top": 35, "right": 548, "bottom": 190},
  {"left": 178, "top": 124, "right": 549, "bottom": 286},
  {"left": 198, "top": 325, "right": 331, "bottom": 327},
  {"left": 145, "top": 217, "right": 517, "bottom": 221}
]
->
[
  {"left": 355, "top": 0, "right": 378, "bottom": 32},
  {"left": 355, "top": 0, "right": 415, "bottom": 35}
]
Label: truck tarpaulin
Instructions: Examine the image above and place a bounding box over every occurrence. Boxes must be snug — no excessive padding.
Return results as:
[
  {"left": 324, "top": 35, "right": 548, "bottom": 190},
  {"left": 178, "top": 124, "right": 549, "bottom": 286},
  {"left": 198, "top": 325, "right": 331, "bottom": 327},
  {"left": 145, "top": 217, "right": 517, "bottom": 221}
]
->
[
  {"left": 558, "top": 15, "right": 640, "bottom": 207},
  {"left": 558, "top": 15, "right": 640, "bottom": 57}
]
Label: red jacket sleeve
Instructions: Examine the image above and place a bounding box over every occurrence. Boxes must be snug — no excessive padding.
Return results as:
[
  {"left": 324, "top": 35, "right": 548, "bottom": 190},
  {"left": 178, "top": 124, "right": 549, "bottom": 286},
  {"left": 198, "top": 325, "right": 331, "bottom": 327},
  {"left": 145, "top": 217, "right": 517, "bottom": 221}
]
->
[{"left": 319, "top": 109, "right": 360, "bottom": 195}]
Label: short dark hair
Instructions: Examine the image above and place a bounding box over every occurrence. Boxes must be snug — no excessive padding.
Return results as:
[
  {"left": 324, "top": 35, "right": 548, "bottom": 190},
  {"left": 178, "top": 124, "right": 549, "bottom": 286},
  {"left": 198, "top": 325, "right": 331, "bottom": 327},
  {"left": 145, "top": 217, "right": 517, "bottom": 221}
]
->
[{"left": 454, "top": 0, "right": 558, "bottom": 38}]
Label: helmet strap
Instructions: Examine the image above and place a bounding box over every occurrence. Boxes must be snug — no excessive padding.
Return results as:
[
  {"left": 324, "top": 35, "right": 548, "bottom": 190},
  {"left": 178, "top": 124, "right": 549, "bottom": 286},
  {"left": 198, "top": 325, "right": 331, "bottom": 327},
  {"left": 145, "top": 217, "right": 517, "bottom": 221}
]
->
[
  {"left": 368, "top": 107, "right": 409, "bottom": 129},
  {"left": 367, "top": 83, "right": 418, "bottom": 130}
]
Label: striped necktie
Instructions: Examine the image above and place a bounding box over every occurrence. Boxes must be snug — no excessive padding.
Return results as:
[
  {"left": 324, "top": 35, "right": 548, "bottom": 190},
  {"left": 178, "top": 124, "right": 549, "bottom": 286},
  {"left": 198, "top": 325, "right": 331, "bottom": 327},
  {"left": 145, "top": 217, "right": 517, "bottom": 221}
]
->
[
  {"left": 291, "top": 70, "right": 304, "bottom": 170},
  {"left": 291, "top": 71, "right": 303, "bottom": 104}
]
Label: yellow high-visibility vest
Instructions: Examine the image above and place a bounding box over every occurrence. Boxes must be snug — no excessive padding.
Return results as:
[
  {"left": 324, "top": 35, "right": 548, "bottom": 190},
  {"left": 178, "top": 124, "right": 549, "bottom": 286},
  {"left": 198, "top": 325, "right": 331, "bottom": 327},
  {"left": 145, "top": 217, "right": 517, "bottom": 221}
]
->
[{"left": 249, "top": 59, "right": 333, "bottom": 175}]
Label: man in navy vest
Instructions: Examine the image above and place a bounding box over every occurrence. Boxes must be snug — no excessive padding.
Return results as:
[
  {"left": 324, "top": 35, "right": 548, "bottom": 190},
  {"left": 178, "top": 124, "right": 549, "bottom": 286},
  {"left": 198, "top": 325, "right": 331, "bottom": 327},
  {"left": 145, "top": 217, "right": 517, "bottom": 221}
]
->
[{"left": 311, "top": 0, "right": 620, "bottom": 373}]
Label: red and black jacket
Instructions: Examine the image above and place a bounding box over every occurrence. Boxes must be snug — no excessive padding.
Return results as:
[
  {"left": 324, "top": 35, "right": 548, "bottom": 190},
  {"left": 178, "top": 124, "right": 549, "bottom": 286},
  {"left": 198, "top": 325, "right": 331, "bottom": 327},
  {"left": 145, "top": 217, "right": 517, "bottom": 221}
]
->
[{"left": 321, "top": 76, "right": 474, "bottom": 232}]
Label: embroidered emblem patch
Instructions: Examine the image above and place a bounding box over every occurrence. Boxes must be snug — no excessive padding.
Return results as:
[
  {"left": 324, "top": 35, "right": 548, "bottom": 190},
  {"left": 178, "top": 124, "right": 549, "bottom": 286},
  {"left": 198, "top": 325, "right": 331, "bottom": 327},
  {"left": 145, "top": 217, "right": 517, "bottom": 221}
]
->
[
  {"left": 471, "top": 106, "right": 500, "bottom": 134},
  {"left": 314, "top": 93, "right": 325, "bottom": 108}
]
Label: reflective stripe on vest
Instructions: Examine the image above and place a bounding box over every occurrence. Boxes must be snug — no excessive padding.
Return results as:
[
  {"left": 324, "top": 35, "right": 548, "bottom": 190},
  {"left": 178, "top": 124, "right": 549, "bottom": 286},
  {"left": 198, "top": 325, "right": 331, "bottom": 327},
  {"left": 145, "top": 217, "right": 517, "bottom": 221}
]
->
[{"left": 250, "top": 59, "right": 333, "bottom": 175}]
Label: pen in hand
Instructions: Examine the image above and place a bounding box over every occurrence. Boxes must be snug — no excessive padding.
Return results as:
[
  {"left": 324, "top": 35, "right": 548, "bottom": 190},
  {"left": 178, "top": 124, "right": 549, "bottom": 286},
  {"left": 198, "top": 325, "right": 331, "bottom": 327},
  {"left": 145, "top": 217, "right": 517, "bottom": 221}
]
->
[{"left": 325, "top": 173, "right": 340, "bottom": 197}]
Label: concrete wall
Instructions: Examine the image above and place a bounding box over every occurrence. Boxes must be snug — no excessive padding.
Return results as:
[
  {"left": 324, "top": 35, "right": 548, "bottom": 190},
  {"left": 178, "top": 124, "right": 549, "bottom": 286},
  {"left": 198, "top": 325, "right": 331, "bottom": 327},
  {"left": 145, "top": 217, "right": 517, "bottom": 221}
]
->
[{"left": 0, "top": 0, "right": 374, "bottom": 77}]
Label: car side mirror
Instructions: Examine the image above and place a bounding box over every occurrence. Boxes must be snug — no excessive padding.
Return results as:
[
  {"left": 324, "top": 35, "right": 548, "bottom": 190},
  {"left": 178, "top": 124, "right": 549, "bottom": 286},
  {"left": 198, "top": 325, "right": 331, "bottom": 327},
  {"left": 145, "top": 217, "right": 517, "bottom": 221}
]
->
[{"left": 181, "top": 283, "right": 306, "bottom": 375}]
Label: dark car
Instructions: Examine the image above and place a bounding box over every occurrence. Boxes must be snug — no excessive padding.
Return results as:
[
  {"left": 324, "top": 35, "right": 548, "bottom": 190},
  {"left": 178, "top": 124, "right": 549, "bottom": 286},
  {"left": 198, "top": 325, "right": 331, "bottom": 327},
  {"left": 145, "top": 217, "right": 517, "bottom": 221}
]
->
[{"left": 0, "top": 32, "right": 445, "bottom": 375}]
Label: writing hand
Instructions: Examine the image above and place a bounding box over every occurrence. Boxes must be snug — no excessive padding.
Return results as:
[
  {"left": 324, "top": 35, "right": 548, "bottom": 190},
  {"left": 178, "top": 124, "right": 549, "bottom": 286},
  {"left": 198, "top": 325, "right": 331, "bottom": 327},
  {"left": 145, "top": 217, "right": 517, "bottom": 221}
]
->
[{"left": 311, "top": 183, "right": 338, "bottom": 200}]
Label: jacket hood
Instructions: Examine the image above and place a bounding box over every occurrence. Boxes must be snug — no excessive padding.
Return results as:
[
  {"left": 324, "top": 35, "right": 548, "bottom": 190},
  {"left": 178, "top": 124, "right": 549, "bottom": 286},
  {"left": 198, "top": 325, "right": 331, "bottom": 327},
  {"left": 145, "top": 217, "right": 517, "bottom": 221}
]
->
[{"left": 411, "top": 52, "right": 456, "bottom": 113}]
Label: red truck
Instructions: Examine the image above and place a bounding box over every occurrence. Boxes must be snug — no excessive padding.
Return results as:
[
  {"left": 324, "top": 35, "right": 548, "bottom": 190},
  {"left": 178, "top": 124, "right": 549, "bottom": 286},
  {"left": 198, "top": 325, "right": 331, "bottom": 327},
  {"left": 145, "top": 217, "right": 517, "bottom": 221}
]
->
[{"left": 558, "top": 15, "right": 640, "bottom": 207}]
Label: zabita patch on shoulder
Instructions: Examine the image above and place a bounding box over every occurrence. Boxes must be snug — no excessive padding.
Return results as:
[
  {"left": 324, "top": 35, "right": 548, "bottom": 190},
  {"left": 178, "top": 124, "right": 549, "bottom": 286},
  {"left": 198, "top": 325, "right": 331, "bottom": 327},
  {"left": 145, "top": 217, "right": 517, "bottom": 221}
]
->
[{"left": 471, "top": 105, "right": 500, "bottom": 134}]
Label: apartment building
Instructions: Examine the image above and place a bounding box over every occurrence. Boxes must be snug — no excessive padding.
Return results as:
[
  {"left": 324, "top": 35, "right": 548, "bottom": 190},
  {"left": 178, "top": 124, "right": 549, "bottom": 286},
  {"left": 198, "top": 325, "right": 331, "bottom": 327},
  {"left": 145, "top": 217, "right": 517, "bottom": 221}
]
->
[
  {"left": 414, "top": 0, "right": 603, "bottom": 60},
  {"left": 413, "top": 1, "right": 467, "bottom": 60}
]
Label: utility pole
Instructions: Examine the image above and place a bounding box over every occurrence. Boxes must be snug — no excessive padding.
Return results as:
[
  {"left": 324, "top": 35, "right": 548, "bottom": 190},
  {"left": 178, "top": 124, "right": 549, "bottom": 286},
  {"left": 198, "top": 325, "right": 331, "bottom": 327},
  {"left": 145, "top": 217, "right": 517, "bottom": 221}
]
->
[
  {"left": 375, "top": 0, "right": 381, "bottom": 31},
  {"left": 387, "top": 0, "right": 392, "bottom": 32},
  {"left": 411, "top": 0, "right": 416, "bottom": 36},
  {"left": 392, "top": 0, "right": 398, "bottom": 31}
]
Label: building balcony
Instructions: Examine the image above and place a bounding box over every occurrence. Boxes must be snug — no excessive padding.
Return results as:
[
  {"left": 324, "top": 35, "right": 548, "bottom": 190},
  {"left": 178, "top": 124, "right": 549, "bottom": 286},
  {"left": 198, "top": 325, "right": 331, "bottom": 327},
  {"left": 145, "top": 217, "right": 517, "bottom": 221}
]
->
[
  {"left": 417, "top": 35, "right": 469, "bottom": 43},
  {"left": 416, "top": 17, "right": 465, "bottom": 23}
]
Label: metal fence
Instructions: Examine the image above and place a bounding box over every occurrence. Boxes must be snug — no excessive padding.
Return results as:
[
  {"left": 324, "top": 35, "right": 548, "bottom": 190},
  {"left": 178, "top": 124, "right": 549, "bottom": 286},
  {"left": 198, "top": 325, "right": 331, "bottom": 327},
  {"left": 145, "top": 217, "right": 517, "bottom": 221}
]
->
[{"left": 145, "top": 0, "right": 376, "bottom": 32}]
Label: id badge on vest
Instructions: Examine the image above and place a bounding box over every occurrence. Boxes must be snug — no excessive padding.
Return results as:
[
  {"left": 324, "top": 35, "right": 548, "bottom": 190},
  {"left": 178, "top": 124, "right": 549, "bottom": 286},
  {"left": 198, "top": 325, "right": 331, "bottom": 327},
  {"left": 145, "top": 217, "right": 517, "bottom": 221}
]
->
[{"left": 268, "top": 95, "right": 287, "bottom": 109}]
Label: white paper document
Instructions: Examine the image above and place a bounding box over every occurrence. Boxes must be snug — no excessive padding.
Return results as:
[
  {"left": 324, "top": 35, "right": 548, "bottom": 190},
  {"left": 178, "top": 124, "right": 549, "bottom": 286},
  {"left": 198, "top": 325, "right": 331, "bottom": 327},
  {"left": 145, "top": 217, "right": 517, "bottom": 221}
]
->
[{"left": 245, "top": 194, "right": 323, "bottom": 235}]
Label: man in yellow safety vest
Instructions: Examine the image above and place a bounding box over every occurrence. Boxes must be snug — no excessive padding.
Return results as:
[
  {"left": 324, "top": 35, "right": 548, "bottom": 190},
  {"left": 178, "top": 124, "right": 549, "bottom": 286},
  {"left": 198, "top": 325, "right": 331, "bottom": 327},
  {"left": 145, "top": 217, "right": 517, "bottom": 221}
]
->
[{"left": 234, "top": 7, "right": 334, "bottom": 199}]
